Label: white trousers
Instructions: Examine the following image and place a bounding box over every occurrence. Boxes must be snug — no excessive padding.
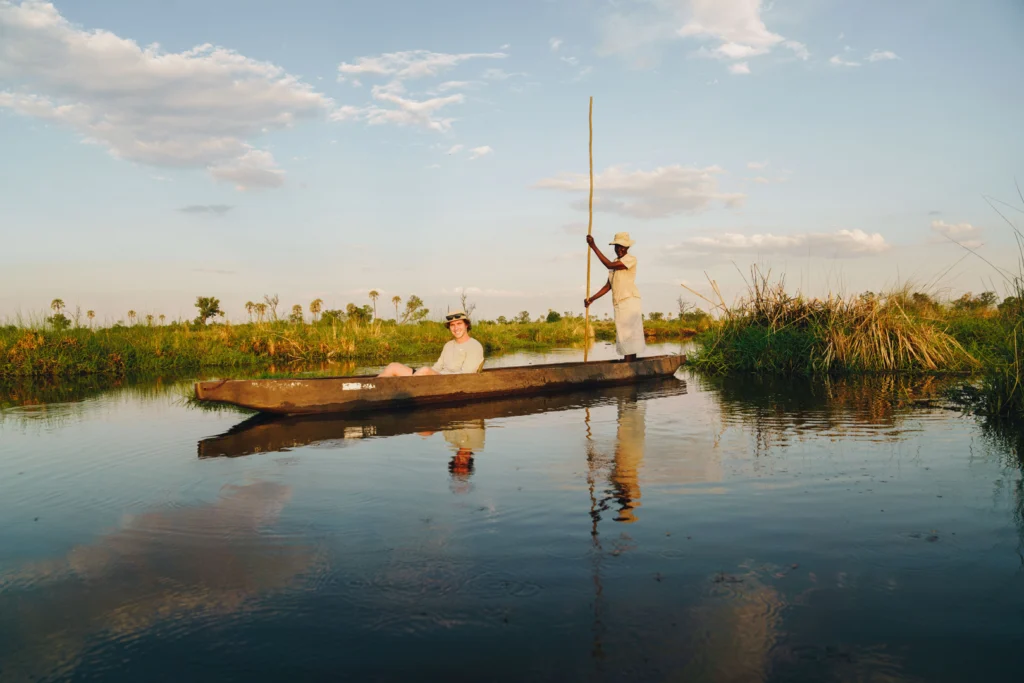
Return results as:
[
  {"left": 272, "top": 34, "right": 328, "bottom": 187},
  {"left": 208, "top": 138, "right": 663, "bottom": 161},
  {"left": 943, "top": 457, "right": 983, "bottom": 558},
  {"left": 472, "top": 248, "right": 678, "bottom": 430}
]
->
[{"left": 613, "top": 297, "right": 647, "bottom": 356}]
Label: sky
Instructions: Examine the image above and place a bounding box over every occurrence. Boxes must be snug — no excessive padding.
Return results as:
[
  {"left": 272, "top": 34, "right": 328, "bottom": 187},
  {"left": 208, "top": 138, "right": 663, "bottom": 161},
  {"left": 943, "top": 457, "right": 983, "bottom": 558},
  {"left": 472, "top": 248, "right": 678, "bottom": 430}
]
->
[{"left": 1, "top": 0, "right": 1022, "bottom": 324}]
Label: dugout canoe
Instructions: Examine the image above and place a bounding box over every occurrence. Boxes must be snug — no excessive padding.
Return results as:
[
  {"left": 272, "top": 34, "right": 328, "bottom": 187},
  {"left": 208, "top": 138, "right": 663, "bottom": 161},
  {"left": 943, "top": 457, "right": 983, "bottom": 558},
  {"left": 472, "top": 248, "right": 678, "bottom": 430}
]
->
[
  {"left": 193, "top": 354, "right": 685, "bottom": 416},
  {"left": 198, "top": 376, "right": 689, "bottom": 459}
]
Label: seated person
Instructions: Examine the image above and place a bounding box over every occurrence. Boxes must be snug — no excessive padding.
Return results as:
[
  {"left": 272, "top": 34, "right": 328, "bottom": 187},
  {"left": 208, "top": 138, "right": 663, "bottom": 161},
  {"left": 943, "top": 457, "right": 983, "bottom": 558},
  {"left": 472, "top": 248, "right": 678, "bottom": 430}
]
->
[{"left": 377, "top": 310, "right": 485, "bottom": 377}]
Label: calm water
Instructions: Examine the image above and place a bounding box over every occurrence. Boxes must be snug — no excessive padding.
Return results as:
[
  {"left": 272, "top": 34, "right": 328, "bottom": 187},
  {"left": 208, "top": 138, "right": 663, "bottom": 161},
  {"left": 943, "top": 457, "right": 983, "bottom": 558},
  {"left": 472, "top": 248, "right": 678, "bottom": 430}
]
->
[{"left": 2, "top": 343, "right": 1023, "bottom": 682}]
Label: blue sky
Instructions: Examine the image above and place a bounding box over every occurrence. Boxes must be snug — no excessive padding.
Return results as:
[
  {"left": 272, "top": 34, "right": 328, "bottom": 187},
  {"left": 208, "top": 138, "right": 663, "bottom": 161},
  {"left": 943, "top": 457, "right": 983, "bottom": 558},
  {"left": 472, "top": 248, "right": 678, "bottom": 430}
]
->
[{"left": 1, "top": 0, "right": 1022, "bottom": 323}]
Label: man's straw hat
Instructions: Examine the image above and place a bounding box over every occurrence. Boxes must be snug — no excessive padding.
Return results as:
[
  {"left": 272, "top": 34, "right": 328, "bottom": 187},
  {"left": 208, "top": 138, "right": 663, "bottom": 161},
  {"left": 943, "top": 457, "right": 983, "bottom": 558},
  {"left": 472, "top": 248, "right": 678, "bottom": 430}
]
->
[
  {"left": 444, "top": 310, "right": 470, "bottom": 327},
  {"left": 609, "top": 232, "right": 635, "bottom": 248}
]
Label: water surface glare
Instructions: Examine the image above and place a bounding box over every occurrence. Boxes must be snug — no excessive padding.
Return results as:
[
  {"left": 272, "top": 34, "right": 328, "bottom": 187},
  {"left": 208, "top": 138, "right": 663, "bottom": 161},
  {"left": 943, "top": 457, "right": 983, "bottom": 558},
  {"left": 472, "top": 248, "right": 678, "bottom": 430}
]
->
[{"left": 1, "top": 351, "right": 1023, "bottom": 681}]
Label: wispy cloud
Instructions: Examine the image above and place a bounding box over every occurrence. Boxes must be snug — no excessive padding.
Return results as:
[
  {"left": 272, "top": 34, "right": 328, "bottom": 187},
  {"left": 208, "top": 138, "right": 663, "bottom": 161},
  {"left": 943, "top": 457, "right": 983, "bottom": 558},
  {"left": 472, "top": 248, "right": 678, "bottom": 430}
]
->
[
  {"left": 829, "top": 55, "right": 861, "bottom": 67},
  {"left": 0, "top": 1, "right": 329, "bottom": 189},
  {"left": 669, "top": 229, "right": 890, "bottom": 260},
  {"left": 337, "top": 50, "right": 505, "bottom": 82},
  {"left": 931, "top": 219, "right": 983, "bottom": 248},
  {"left": 549, "top": 37, "right": 563, "bottom": 52},
  {"left": 468, "top": 146, "right": 493, "bottom": 160},
  {"left": 747, "top": 161, "right": 769, "bottom": 170},
  {"left": 334, "top": 49, "right": 506, "bottom": 132},
  {"left": 783, "top": 40, "right": 810, "bottom": 61},
  {"left": 446, "top": 144, "right": 465, "bottom": 155},
  {"left": 867, "top": 49, "right": 899, "bottom": 62},
  {"left": 598, "top": 0, "right": 805, "bottom": 75},
  {"left": 481, "top": 68, "right": 526, "bottom": 81},
  {"left": 728, "top": 62, "right": 751, "bottom": 75},
  {"left": 535, "top": 164, "right": 745, "bottom": 219},
  {"left": 178, "top": 204, "right": 234, "bottom": 215}
]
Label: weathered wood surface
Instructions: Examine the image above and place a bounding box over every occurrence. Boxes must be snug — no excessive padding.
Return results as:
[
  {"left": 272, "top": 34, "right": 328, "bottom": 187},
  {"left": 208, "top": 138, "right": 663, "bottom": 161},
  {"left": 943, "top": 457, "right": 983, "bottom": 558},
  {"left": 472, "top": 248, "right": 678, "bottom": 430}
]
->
[
  {"left": 194, "top": 354, "right": 685, "bottom": 415},
  {"left": 198, "top": 376, "right": 688, "bottom": 459}
]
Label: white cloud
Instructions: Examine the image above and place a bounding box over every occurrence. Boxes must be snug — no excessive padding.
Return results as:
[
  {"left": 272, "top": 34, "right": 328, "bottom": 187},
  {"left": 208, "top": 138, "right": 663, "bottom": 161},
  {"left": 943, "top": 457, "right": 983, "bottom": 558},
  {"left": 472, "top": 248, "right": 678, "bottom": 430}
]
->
[
  {"left": 0, "top": 1, "right": 331, "bottom": 189},
  {"left": 675, "top": 229, "right": 890, "bottom": 258},
  {"left": 435, "top": 80, "right": 480, "bottom": 92},
  {"left": 337, "top": 49, "right": 505, "bottom": 82},
  {"left": 549, "top": 37, "right": 563, "bottom": 52},
  {"left": 331, "top": 82, "right": 464, "bottom": 132},
  {"left": 468, "top": 145, "right": 493, "bottom": 160},
  {"left": 752, "top": 176, "right": 770, "bottom": 184},
  {"left": 535, "top": 164, "right": 745, "bottom": 219},
  {"left": 334, "top": 49, "right": 505, "bottom": 132},
  {"left": 829, "top": 55, "right": 861, "bottom": 67},
  {"left": 446, "top": 144, "right": 464, "bottom": 155},
  {"left": 561, "top": 55, "right": 580, "bottom": 66},
  {"left": 599, "top": 0, "right": 804, "bottom": 74},
  {"left": 481, "top": 68, "right": 526, "bottom": 81},
  {"left": 867, "top": 49, "right": 899, "bottom": 62},
  {"left": 728, "top": 61, "right": 751, "bottom": 75},
  {"left": 783, "top": 40, "right": 810, "bottom": 60},
  {"left": 747, "top": 160, "right": 768, "bottom": 169},
  {"left": 208, "top": 149, "right": 285, "bottom": 191},
  {"left": 931, "top": 220, "right": 982, "bottom": 248}
]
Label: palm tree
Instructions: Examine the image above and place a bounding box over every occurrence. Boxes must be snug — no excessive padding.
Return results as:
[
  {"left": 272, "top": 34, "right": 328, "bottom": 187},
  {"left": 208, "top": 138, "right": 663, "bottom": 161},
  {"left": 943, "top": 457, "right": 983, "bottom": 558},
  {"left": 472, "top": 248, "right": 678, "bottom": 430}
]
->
[
  {"left": 245, "top": 301, "right": 255, "bottom": 323},
  {"left": 368, "top": 290, "right": 379, "bottom": 320},
  {"left": 159, "top": 314, "right": 166, "bottom": 325},
  {"left": 145, "top": 314, "right": 154, "bottom": 326},
  {"left": 86, "top": 310, "right": 95, "bottom": 328},
  {"left": 310, "top": 298, "right": 323, "bottom": 323},
  {"left": 255, "top": 303, "right": 267, "bottom": 323},
  {"left": 51, "top": 299, "right": 65, "bottom": 314},
  {"left": 127, "top": 310, "right": 137, "bottom": 325},
  {"left": 291, "top": 304, "right": 303, "bottom": 324},
  {"left": 392, "top": 295, "right": 401, "bottom": 321}
]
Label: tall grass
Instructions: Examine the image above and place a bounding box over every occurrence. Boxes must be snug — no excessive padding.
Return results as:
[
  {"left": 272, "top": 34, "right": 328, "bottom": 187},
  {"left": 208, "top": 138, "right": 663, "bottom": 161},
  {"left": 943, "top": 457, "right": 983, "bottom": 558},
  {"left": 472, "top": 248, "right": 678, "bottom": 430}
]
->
[
  {"left": 1, "top": 316, "right": 690, "bottom": 379},
  {"left": 691, "top": 269, "right": 978, "bottom": 375}
]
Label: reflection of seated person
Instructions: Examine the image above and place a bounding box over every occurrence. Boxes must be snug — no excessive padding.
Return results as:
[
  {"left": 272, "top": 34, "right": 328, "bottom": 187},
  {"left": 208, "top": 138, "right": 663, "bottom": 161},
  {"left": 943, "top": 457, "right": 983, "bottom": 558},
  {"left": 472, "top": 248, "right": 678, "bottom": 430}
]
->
[
  {"left": 377, "top": 311, "right": 484, "bottom": 377},
  {"left": 417, "top": 420, "right": 486, "bottom": 493},
  {"left": 444, "top": 423, "right": 485, "bottom": 479}
]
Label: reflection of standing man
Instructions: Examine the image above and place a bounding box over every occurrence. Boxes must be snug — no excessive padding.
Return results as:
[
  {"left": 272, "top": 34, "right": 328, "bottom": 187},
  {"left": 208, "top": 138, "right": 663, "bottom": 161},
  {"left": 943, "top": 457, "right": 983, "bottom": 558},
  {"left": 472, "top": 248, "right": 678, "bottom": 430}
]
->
[{"left": 610, "top": 390, "right": 646, "bottom": 523}]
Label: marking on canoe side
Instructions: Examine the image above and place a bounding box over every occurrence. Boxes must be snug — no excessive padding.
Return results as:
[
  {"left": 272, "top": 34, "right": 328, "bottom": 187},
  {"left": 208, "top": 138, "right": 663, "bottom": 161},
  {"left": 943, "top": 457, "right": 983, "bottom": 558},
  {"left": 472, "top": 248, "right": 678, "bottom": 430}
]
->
[{"left": 343, "top": 382, "right": 375, "bottom": 390}]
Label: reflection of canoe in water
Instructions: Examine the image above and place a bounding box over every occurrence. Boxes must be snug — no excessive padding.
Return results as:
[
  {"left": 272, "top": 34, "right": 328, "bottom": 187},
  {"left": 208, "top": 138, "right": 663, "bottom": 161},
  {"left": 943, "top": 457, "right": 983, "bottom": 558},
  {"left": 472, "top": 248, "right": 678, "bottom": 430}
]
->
[
  {"left": 198, "top": 376, "right": 687, "bottom": 459},
  {"left": 194, "top": 354, "right": 685, "bottom": 416}
]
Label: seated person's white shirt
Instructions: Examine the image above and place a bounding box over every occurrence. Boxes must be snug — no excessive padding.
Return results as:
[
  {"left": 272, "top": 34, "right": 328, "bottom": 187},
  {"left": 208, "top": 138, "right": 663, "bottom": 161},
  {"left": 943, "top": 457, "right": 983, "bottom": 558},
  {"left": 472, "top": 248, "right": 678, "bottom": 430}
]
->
[{"left": 431, "top": 338, "right": 485, "bottom": 374}]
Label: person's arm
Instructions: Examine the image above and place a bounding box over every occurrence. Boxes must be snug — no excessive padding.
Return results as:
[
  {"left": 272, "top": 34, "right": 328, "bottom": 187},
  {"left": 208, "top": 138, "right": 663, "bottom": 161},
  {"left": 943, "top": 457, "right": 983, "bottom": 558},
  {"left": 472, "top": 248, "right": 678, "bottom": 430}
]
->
[
  {"left": 432, "top": 345, "right": 447, "bottom": 373},
  {"left": 585, "top": 281, "right": 611, "bottom": 309},
  {"left": 586, "top": 236, "right": 627, "bottom": 271}
]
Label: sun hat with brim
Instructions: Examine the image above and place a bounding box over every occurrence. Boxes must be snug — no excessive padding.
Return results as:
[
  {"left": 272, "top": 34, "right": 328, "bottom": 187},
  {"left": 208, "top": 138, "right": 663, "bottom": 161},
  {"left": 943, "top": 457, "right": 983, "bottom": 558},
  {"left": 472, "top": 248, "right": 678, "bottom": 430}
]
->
[
  {"left": 609, "top": 232, "right": 635, "bottom": 247},
  {"left": 444, "top": 310, "right": 470, "bottom": 327}
]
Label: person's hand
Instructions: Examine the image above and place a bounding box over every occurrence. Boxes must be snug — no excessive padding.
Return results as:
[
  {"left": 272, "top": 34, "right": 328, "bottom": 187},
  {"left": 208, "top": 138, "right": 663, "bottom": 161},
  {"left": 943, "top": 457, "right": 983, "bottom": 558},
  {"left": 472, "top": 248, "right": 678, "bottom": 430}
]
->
[
  {"left": 585, "top": 235, "right": 596, "bottom": 246},
  {"left": 583, "top": 297, "right": 591, "bottom": 308}
]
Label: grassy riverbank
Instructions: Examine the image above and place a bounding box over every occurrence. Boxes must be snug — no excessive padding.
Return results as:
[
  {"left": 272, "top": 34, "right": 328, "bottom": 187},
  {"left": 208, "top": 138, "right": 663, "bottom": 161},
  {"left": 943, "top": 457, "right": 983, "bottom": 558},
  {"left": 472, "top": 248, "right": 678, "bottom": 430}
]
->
[
  {"left": 0, "top": 317, "right": 698, "bottom": 379},
  {"left": 688, "top": 273, "right": 1024, "bottom": 418}
]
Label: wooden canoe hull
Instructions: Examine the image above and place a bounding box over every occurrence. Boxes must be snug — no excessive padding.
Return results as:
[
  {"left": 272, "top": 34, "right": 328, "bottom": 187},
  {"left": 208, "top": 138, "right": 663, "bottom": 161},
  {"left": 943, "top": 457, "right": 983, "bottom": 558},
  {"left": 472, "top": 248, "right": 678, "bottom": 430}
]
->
[
  {"left": 198, "top": 376, "right": 689, "bottom": 459},
  {"left": 194, "top": 354, "right": 685, "bottom": 415}
]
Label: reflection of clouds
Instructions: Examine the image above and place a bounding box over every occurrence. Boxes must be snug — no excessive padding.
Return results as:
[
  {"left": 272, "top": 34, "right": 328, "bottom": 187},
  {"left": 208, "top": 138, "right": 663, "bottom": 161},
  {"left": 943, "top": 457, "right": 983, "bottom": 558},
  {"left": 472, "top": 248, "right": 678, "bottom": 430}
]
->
[
  {"left": 682, "top": 568, "right": 786, "bottom": 682},
  {"left": 0, "top": 482, "right": 316, "bottom": 682}
]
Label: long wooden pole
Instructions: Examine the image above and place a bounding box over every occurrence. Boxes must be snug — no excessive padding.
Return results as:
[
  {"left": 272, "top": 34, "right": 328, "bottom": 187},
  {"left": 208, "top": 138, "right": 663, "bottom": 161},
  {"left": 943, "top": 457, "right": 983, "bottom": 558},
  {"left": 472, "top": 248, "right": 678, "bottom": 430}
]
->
[{"left": 584, "top": 96, "right": 594, "bottom": 363}]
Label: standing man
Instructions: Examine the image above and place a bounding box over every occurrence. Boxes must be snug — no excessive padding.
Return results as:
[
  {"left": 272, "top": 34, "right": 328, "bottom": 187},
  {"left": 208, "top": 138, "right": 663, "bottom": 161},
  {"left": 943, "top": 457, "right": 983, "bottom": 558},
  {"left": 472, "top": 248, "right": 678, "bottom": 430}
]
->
[
  {"left": 583, "top": 232, "right": 646, "bottom": 362},
  {"left": 377, "top": 310, "right": 485, "bottom": 376}
]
